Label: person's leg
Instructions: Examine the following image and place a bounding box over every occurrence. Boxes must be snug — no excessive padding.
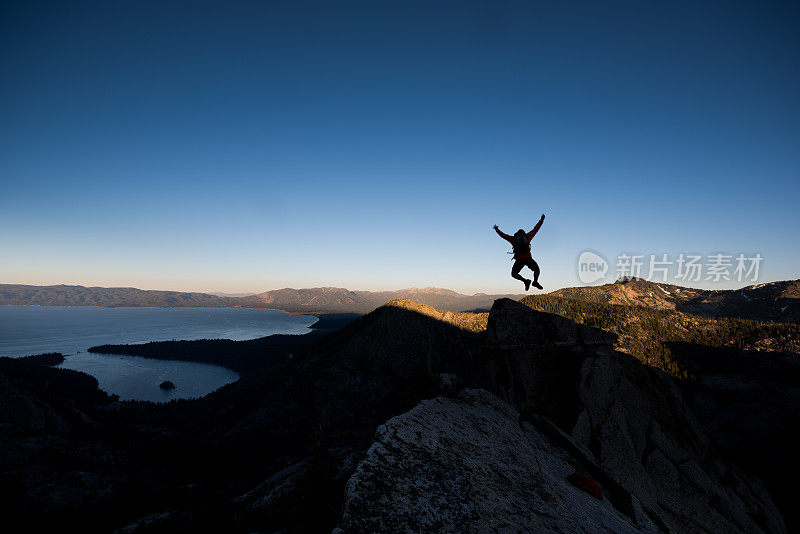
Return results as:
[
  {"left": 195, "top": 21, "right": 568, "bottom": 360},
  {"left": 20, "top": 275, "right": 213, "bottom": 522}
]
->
[
  {"left": 511, "top": 260, "right": 531, "bottom": 290},
  {"left": 526, "top": 258, "right": 542, "bottom": 289}
]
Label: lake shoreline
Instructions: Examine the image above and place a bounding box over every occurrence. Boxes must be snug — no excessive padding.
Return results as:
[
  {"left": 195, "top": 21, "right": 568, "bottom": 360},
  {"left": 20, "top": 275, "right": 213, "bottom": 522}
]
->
[
  {"left": 1, "top": 306, "right": 344, "bottom": 401},
  {"left": 86, "top": 313, "right": 360, "bottom": 375}
]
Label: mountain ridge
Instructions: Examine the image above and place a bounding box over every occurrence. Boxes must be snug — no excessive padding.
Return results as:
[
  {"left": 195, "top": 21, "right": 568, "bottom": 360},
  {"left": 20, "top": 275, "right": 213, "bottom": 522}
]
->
[
  {"left": 550, "top": 278, "right": 800, "bottom": 323},
  {"left": 0, "top": 283, "right": 525, "bottom": 314}
]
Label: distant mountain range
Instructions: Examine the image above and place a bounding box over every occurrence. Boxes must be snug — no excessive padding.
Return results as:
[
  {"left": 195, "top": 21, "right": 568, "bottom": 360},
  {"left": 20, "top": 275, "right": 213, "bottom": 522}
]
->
[
  {"left": 3, "top": 279, "right": 798, "bottom": 321},
  {"left": 550, "top": 277, "right": 800, "bottom": 324},
  {"left": 0, "top": 284, "right": 524, "bottom": 314},
  {"left": 0, "top": 284, "right": 226, "bottom": 308}
]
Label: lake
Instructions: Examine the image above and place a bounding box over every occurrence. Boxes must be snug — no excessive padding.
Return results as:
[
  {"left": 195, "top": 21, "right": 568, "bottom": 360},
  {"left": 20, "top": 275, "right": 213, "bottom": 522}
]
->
[{"left": 0, "top": 305, "right": 317, "bottom": 402}]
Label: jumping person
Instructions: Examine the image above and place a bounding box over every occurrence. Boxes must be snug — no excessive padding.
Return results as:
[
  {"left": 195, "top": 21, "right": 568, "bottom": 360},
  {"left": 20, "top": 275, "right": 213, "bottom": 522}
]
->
[{"left": 493, "top": 214, "right": 545, "bottom": 291}]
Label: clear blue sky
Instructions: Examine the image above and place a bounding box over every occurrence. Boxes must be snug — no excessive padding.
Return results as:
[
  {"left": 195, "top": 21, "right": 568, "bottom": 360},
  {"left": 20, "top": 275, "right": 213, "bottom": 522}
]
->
[{"left": 1, "top": 1, "right": 798, "bottom": 294}]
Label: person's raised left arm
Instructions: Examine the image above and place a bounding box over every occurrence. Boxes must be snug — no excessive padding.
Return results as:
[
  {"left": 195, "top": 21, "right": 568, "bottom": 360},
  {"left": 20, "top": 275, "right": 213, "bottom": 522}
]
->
[{"left": 527, "top": 214, "right": 545, "bottom": 240}]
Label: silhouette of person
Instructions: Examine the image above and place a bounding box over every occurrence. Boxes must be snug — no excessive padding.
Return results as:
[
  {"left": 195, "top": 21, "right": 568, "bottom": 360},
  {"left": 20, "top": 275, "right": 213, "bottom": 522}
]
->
[{"left": 494, "top": 214, "right": 545, "bottom": 291}]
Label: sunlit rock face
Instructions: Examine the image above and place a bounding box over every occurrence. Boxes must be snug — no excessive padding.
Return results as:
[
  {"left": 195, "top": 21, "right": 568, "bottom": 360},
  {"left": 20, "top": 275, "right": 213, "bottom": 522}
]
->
[{"left": 337, "top": 389, "right": 654, "bottom": 533}]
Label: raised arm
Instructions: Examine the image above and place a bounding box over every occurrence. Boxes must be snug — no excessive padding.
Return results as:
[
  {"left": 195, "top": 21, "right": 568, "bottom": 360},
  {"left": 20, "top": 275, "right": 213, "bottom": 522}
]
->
[
  {"left": 493, "top": 224, "right": 513, "bottom": 243},
  {"left": 527, "top": 214, "right": 545, "bottom": 240}
]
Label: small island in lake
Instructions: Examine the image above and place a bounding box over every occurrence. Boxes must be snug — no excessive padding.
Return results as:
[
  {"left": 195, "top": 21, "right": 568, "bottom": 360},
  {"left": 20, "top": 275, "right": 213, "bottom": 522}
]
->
[{"left": 159, "top": 380, "right": 176, "bottom": 390}]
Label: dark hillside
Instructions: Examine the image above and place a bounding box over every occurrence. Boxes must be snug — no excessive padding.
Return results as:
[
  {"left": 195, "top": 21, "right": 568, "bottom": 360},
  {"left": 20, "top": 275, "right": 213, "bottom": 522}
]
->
[
  {"left": 0, "top": 298, "right": 791, "bottom": 532},
  {"left": 87, "top": 314, "right": 359, "bottom": 374}
]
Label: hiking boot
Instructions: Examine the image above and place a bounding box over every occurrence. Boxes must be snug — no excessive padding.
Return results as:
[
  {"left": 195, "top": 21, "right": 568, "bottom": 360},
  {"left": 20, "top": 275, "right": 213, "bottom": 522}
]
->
[
  {"left": 532, "top": 281, "right": 543, "bottom": 290},
  {"left": 524, "top": 279, "right": 531, "bottom": 291}
]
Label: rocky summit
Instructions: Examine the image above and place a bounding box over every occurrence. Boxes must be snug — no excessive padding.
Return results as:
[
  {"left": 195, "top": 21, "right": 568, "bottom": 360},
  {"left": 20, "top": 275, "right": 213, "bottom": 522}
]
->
[{"left": 335, "top": 299, "right": 783, "bottom": 533}]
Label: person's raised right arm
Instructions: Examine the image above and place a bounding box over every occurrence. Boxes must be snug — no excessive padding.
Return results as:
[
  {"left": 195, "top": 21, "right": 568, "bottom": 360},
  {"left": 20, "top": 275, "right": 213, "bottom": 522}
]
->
[{"left": 493, "top": 224, "right": 513, "bottom": 243}]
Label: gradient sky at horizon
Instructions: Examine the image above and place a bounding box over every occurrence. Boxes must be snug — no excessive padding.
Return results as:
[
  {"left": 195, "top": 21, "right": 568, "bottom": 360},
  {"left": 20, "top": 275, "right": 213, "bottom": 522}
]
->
[{"left": 1, "top": 1, "right": 798, "bottom": 294}]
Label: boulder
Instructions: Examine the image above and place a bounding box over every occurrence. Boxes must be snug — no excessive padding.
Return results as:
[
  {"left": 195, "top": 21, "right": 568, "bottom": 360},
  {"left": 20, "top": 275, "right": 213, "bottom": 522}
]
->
[{"left": 337, "top": 389, "right": 655, "bottom": 533}]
